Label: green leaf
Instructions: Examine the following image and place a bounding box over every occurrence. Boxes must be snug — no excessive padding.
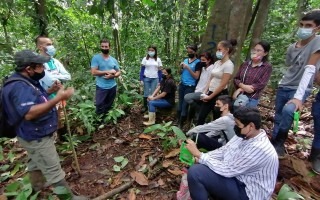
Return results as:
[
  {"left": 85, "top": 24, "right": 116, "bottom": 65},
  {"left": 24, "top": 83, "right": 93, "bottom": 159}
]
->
[
  {"left": 163, "top": 121, "right": 172, "bottom": 128},
  {"left": 0, "top": 145, "right": 3, "bottom": 160},
  {"left": 143, "top": 124, "right": 162, "bottom": 133},
  {"left": 277, "top": 184, "right": 304, "bottom": 200},
  {"left": 10, "top": 163, "right": 22, "bottom": 176},
  {"left": 53, "top": 186, "right": 72, "bottom": 200},
  {"left": 142, "top": 0, "right": 155, "bottom": 7},
  {"left": 121, "top": 158, "right": 129, "bottom": 168},
  {"left": 171, "top": 126, "right": 187, "bottom": 140},
  {"left": 8, "top": 150, "right": 15, "bottom": 163},
  {"left": 5, "top": 181, "right": 21, "bottom": 192},
  {"left": 0, "top": 164, "right": 10, "bottom": 171},
  {"left": 114, "top": 156, "right": 125, "bottom": 163},
  {"left": 30, "top": 191, "right": 40, "bottom": 200},
  {"left": 113, "top": 165, "right": 121, "bottom": 172},
  {"left": 157, "top": 132, "right": 166, "bottom": 138},
  {"left": 15, "top": 191, "right": 27, "bottom": 200}
]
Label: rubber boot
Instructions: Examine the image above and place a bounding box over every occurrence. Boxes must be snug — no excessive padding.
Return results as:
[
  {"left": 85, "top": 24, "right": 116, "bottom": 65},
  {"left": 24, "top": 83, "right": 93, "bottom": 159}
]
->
[
  {"left": 143, "top": 112, "right": 156, "bottom": 126},
  {"left": 143, "top": 114, "right": 149, "bottom": 119},
  {"left": 53, "top": 179, "right": 89, "bottom": 200},
  {"left": 271, "top": 131, "right": 288, "bottom": 159},
  {"left": 309, "top": 147, "right": 320, "bottom": 174},
  {"left": 141, "top": 97, "right": 148, "bottom": 113},
  {"left": 29, "top": 170, "right": 46, "bottom": 192},
  {"left": 178, "top": 116, "right": 187, "bottom": 129}
]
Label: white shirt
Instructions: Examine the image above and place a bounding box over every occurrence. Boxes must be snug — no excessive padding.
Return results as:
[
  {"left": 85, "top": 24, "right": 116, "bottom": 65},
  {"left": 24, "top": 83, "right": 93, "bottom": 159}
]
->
[
  {"left": 195, "top": 64, "right": 215, "bottom": 93},
  {"left": 141, "top": 57, "right": 162, "bottom": 78},
  {"left": 209, "top": 60, "right": 234, "bottom": 92},
  {"left": 199, "top": 129, "right": 279, "bottom": 200}
]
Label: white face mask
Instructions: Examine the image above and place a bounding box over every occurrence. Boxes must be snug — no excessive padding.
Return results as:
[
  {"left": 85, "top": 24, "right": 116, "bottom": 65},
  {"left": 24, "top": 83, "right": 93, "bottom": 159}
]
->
[
  {"left": 296, "top": 27, "right": 314, "bottom": 40},
  {"left": 46, "top": 45, "right": 56, "bottom": 57},
  {"left": 148, "top": 51, "right": 155, "bottom": 57}
]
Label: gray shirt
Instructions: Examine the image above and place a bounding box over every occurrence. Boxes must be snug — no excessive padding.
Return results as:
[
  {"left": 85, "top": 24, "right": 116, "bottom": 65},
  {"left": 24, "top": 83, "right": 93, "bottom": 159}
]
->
[
  {"left": 279, "top": 36, "right": 320, "bottom": 90},
  {"left": 186, "top": 113, "right": 235, "bottom": 145}
]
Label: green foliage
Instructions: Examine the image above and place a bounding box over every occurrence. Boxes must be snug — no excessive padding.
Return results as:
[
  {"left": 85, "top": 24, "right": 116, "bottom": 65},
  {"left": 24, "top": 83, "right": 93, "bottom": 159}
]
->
[
  {"left": 53, "top": 186, "right": 72, "bottom": 200},
  {"left": 144, "top": 122, "right": 186, "bottom": 150},
  {"left": 57, "top": 134, "right": 82, "bottom": 153},
  {"left": 113, "top": 156, "right": 129, "bottom": 172},
  {"left": 4, "top": 175, "right": 40, "bottom": 200},
  {"left": 277, "top": 184, "right": 304, "bottom": 200}
]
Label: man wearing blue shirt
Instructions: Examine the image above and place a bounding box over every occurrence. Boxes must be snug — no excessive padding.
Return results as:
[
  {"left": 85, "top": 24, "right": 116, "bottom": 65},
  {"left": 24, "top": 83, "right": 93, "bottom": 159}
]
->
[
  {"left": 91, "top": 38, "right": 121, "bottom": 115},
  {"left": 2, "top": 50, "right": 87, "bottom": 199}
]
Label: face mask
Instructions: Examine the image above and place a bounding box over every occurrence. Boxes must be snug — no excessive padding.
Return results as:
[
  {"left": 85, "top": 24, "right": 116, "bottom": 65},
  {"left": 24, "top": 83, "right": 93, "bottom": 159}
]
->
[
  {"left": 296, "top": 27, "right": 314, "bottom": 40},
  {"left": 216, "top": 51, "right": 224, "bottom": 60},
  {"left": 250, "top": 53, "right": 262, "bottom": 62},
  {"left": 199, "top": 62, "right": 206, "bottom": 68},
  {"left": 214, "top": 106, "right": 223, "bottom": 117},
  {"left": 188, "top": 53, "right": 195, "bottom": 58},
  {"left": 234, "top": 125, "right": 246, "bottom": 139},
  {"left": 148, "top": 51, "right": 155, "bottom": 57},
  {"left": 30, "top": 70, "right": 45, "bottom": 81},
  {"left": 162, "top": 74, "right": 167, "bottom": 80},
  {"left": 46, "top": 45, "right": 56, "bottom": 57},
  {"left": 101, "top": 49, "right": 109, "bottom": 54}
]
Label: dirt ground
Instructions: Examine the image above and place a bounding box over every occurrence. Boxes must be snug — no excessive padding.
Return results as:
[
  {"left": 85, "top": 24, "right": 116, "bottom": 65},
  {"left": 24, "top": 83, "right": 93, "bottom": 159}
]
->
[{"left": 1, "top": 88, "right": 320, "bottom": 199}]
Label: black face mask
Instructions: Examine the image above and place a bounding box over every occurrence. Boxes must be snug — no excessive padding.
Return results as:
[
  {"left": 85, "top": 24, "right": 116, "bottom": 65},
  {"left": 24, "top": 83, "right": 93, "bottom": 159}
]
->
[
  {"left": 234, "top": 125, "right": 246, "bottom": 139},
  {"left": 188, "top": 53, "right": 195, "bottom": 58},
  {"left": 101, "top": 49, "right": 109, "bottom": 54},
  {"left": 214, "top": 106, "right": 222, "bottom": 117},
  {"left": 199, "top": 62, "right": 206, "bottom": 68},
  {"left": 30, "top": 70, "right": 45, "bottom": 81},
  {"left": 162, "top": 74, "right": 167, "bottom": 80}
]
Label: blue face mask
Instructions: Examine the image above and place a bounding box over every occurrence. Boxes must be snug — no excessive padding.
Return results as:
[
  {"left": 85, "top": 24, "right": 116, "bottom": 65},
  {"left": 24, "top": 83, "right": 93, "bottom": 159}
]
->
[
  {"left": 46, "top": 45, "right": 56, "bottom": 57},
  {"left": 296, "top": 27, "right": 314, "bottom": 40},
  {"left": 216, "top": 51, "right": 224, "bottom": 60},
  {"left": 148, "top": 51, "right": 155, "bottom": 57}
]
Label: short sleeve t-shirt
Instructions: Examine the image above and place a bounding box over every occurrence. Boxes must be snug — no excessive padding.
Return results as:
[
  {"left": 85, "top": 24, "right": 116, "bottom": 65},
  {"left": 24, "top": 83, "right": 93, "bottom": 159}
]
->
[
  {"left": 91, "top": 54, "right": 120, "bottom": 89},
  {"left": 141, "top": 57, "right": 162, "bottom": 78},
  {"left": 195, "top": 64, "right": 215, "bottom": 93},
  {"left": 209, "top": 60, "right": 234, "bottom": 92},
  {"left": 181, "top": 58, "right": 201, "bottom": 86},
  {"left": 280, "top": 36, "right": 320, "bottom": 89},
  {"left": 160, "top": 78, "right": 176, "bottom": 105}
]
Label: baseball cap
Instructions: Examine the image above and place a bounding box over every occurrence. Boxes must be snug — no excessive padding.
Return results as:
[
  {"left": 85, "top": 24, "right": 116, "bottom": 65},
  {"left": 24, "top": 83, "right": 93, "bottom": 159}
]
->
[{"left": 14, "top": 49, "right": 50, "bottom": 70}]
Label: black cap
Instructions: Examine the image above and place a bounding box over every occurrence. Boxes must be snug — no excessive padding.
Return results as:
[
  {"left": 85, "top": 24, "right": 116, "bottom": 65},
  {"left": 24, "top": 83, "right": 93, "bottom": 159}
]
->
[{"left": 14, "top": 49, "right": 50, "bottom": 70}]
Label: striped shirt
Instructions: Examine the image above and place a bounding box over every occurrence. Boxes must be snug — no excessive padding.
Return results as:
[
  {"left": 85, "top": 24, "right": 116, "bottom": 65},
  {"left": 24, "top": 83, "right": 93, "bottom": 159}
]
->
[
  {"left": 234, "top": 61, "right": 272, "bottom": 99},
  {"left": 199, "top": 129, "right": 279, "bottom": 200}
]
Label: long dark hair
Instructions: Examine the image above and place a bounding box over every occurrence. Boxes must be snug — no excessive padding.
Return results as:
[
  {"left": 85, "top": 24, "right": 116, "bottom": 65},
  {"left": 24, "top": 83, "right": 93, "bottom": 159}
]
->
[
  {"left": 255, "top": 41, "right": 270, "bottom": 62},
  {"left": 146, "top": 45, "right": 158, "bottom": 60}
]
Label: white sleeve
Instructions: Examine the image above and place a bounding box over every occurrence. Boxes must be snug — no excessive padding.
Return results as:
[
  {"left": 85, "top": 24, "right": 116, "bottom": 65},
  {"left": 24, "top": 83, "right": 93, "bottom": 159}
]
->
[
  {"left": 53, "top": 59, "right": 71, "bottom": 81},
  {"left": 293, "top": 65, "right": 316, "bottom": 100},
  {"left": 223, "top": 61, "right": 234, "bottom": 74},
  {"left": 186, "top": 117, "right": 226, "bottom": 137},
  {"left": 141, "top": 57, "right": 146, "bottom": 65},
  {"left": 157, "top": 58, "right": 163, "bottom": 67}
]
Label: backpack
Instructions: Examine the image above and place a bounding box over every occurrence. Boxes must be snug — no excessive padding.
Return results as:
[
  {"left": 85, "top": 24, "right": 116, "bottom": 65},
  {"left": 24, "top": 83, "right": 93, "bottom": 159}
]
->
[{"left": 0, "top": 77, "right": 37, "bottom": 138}]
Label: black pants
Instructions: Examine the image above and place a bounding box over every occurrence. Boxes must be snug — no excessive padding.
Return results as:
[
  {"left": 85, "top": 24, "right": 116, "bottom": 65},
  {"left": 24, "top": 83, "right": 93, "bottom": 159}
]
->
[
  {"left": 95, "top": 85, "right": 117, "bottom": 115},
  {"left": 197, "top": 89, "right": 228, "bottom": 125},
  {"left": 192, "top": 132, "right": 222, "bottom": 151}
]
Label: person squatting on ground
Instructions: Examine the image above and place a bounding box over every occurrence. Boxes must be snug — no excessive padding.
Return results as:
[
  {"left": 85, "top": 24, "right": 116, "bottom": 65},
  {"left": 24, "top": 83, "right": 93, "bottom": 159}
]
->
[
  {"left": 177, "top": 45, "right": 201, "bottom": 127},
  {"left": 233, "top": 41, "right": 272, "bottom": 109},
  {"left": 139, "top": 45, "right": 163, "bottom": 113},
  {"left": 271, "top": 10, "right": 320, "bottom": 169},
  {"left": 185, "top": 107, "right": 279, "bottom": 200},
  {"left": 186, "top": 95, "right": 235, "bottom": 151},
  {"left": 91, "top": 38, "right": 121, "bottom": 116},
  {"left": 2, "top": 50, "right": 88, "bottom": 199},
  {"left": 184, "top": 52, "right": 215, "bottom": 124},
  {"left": 197, "top": 39, "right": 237, "bottom": 125},
  {"left": 143, "top": 68, "right": 176, "bottom": 126}
]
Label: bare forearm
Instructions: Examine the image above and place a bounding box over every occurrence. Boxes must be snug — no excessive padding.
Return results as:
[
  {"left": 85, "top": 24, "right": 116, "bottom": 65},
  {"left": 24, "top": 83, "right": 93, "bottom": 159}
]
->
[{"left": 91, "top": 69, "right": 107, "bottom": 76}]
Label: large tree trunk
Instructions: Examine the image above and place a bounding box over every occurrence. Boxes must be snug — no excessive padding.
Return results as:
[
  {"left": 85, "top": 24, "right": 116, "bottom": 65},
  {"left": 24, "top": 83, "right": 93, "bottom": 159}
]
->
[
  {"left": 33, "top": 0, "right": 48, "bottom": 36},
  {"left": 199, "top": 0, "right": 233, "bottom": 54},
  {"left": 174, "top": 0, "right": 186, "bottom": 65},
  {"left": 248, "top": 0, "right": 272, "bottom": 55}
]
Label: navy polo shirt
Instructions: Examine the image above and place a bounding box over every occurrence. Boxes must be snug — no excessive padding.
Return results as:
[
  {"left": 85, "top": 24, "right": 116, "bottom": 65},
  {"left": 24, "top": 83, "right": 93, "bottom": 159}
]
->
[{"left": 2, "top": 73, "right": 58, "bottom": 141}]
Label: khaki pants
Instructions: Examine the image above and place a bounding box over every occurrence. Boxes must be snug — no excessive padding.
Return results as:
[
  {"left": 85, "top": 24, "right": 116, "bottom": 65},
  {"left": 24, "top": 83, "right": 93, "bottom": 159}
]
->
[{"left": 18, "top": 135, "right": 65, "bottom": 185}]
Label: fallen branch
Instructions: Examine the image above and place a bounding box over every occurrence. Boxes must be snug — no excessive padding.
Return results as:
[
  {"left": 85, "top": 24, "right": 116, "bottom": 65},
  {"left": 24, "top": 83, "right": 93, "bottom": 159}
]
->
[{"left": 92, "top": 181, "right": 133, "bottom": 200}]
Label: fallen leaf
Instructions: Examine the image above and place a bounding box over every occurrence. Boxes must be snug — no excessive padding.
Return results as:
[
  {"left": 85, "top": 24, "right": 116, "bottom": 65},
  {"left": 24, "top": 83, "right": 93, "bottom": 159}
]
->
[
  {"left": 165, "top": 148, "right": 180, "bottom": 158},
  {"left": 136, "top": 152, "right": 152, "bottom": 169},
  {"left": 76, "top": 127, "right": 84, "bottom": 135},
  {"left": 110, "top": 171, "right": 124, "bottom": 188},
  {"left": 168, "top": 168, "right": 183, "bottom": 176},
  {"left": 130, "top": 171, "right": 149, "bottom": 186},
  {"left": 158, "top": 178, "right": 165, "bottom": 186},
  {"left": 289, "top": 156, "right": 312, "bottom": 183},
  {"left": 0, "top": 195, "right": 8, "bottom": 200},
  {"left": 128, "top": 189, "right": 136, "bottom": 200},
  {"left": 162, "top": 160, "right": 173, "bottom": 168},
  {"left": 139, "top": 134, "right": 152, "bottom": 140}
]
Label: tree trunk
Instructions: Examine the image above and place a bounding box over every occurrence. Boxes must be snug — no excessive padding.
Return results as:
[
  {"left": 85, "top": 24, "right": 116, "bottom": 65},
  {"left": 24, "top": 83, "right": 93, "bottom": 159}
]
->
[
  {"left": 296, "top": 0, "right": 309, "bottom": 26},
  {"left": 175, "top": 0, "right": 186, "bottom": 65},
  {"left": 248, "top": 0, "right": 272, "bottom": 55},
  {"left": 33, "top": 0, "right": 48, "bottom": 36},
  {"left": 199, "top": 0, "right": 233, "bottom": 54}
]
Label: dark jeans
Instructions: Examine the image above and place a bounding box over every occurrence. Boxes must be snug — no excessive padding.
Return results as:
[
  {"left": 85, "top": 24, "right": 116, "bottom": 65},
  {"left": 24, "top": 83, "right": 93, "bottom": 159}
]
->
[
  {"left": 197, "top": 89, "right": 228, "bottom": 125},
  {"left": 188, "top": 164, "right": 249, "bottom": 200},
  {"left": 312, "top": 91, "right": 320, "bottom": 148},
  {"left": 178, "top": 83, "right": 195, "bottom": 117},
  {"left": 192, "top": 132, "right": 222, "bottom": 151},
  {"left": 95, "top": 85, "right": 117, "bottom": 115}
]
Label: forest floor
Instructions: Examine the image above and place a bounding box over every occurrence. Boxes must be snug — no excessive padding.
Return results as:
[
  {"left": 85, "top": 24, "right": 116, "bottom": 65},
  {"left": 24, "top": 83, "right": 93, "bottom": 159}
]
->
[{"left": 1, "top": 87, "right": 320, "bottom": 200}]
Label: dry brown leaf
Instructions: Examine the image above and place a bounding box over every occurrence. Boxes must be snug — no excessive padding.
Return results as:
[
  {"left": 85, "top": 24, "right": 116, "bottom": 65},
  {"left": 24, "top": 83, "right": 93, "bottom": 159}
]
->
[
  {"left": 0, "top": 195, "right": 7, "bottom": 200},
  {"left": 136, "top": 152, "right": 152, "bottom": 169},
  {"left": 110, "top": 171, "right": 124, "bottom": 188},
  {"left": 76, "top": 127, "right": 84, "bottom": 135},
  {"left": 130, "top": 171, "right": 149, "bottom": 186},
  {"left": 139, "top": 133, "right": 152, "bottom": 140},
  {"left": 289, "top": 156, "right": 312, "bottom": 183},
  {"left": 165, "top": 148, "right": 180, "bottom": 158},
  {"left": 158, "top": 178, "right": 165, "bottom": 186},
  {"left": 128, "top": 189, "right": 136, "bottom": 200},
  {"left": 162, "top": 160, "right": 173, "bottom": 168},
  {"left": 168, "top": 168, "right": 183, "bottom": 176}
]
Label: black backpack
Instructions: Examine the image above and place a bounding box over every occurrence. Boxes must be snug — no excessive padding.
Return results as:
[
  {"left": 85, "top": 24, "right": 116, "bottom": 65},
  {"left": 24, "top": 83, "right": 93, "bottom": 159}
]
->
[{"left": 0, "top": 77, "right": 37, "bottom": 138}]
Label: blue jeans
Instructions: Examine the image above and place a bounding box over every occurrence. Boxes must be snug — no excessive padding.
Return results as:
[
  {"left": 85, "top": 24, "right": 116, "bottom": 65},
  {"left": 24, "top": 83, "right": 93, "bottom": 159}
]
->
[
  {"left": 188, "top": 164, "right": 248, "bottom": 200},
  {"left": 247, "top": 98, "right": 259, "bottom": 107},
  {"left": 148, "top": 99, "right": 172, "bottom": 112},
  {"left": 95, "top": 85, "right": 117, "bottom": 115},
  {"left": 178, "top": 84, "right": 195, "bottom": 117},
  {"left": 143, "top": 77, "right": 158, "bottom": 97},
  {"left": 312, "top": 92, "right": 320, "bottom": 148},
  {"left": 272, "top": 87, "right": 310, "bottom": 138}
]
